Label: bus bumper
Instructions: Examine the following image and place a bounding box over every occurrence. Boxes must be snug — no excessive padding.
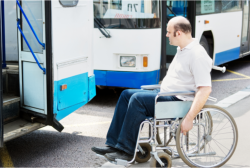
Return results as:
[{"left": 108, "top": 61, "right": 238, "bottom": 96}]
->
[{"left": 94, "top": 70, "right": 160, "bottom": 89}]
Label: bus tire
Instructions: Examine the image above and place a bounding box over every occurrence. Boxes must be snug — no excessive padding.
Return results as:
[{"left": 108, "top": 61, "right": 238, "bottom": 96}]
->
[{"left": 200, "top": 35, "right": 210, "bottom": 55}]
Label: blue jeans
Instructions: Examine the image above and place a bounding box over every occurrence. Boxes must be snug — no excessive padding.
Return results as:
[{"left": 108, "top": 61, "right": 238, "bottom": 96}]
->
[{"left": 105, "top": 89, "right": 181, "bottom": 155}]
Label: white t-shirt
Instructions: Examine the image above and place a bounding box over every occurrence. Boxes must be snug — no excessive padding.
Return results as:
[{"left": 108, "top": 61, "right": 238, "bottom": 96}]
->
[{"left": 160, "top": 38, "right": 212, "bottom": 101}]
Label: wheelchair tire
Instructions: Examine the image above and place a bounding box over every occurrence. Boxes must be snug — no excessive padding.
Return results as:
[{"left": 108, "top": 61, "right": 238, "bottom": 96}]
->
[
  {"left": 135, "top": 143, "right": 151, "bottom": 163},
  {"left": 176, "top": 105, "right": 238, "bottom": 168},
  {"left": 149, "top": 152, "right": 172, "bottom": 168}
]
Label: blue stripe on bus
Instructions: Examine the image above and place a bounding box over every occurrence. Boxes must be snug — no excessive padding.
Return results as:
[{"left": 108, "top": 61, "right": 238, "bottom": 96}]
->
[
  {"left": 94, "top": 70, "right": 160, "bottom": 89},
  {"left": 54, "top": 73, "right": 96, "bottom": 121},
  {"left": 214, "top": 47, "right": 240, "bottom": 66}
]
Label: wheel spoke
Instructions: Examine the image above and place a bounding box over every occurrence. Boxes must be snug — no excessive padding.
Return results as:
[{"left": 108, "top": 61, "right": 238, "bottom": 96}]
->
[{"left": 176, "top": 107, "right": 237, "bottom": 168}]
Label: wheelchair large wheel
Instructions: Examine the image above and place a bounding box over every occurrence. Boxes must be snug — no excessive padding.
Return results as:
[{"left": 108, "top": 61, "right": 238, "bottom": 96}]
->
[
  {"left": 135, "top": 143, "right": 151, "bottom": 163},
  {"left": 156, "top": 112, "right": 213, "bottom": 156},
  {"left": 176, "top": 105, "right": 238, "bottom": 168},
  {"left": 150, "top": 152, "right": 172, "bottom": 168}
]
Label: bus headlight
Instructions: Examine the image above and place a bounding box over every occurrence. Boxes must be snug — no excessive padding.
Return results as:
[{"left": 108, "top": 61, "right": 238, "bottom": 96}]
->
[{"left": 120, "top": 56, "right": 136, "bottom": 67}]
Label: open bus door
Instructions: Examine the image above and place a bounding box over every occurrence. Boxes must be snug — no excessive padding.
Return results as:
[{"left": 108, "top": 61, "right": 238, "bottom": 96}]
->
[
  {"left": 160, "top": 1, "right": 195, "bottom": 80},
  {"left": 15, "top": 0, "right": 94, "bottom": 133}
]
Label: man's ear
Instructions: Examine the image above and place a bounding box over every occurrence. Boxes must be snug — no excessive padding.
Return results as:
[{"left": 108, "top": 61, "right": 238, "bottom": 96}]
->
[
  {"left": 175, "top": 31, "right": 179, "bottom": 37},
  {"left": 176, "top": 31, "right": 181, "bottom": 36}
]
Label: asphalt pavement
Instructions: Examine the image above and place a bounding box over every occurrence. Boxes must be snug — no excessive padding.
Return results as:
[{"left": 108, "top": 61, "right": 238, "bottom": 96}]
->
[{"left": 1, "top": 56, "right": 250, "bottom": 167}]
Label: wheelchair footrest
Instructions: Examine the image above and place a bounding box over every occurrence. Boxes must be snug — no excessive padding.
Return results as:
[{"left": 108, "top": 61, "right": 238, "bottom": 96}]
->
[
  {"left": 96, "top": 154, "right": 106, "bottom": 159},
  {"left": 115, "top": 159, "right": 129, "bottom": 166},
  {"left": 95, "top": 154, "right": 130, "bottom": 167}
]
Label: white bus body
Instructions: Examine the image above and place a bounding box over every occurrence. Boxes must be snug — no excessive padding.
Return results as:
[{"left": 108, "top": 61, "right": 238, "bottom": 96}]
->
[{"left": 93, "top": 0, "right": 249, "bottom": 88}]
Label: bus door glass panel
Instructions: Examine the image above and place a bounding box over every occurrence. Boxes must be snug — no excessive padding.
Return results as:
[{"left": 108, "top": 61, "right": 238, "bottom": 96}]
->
[
  {"left": 18, "top": 0, "right": 46, "bottom": 114},
  {"left": 21, "top": 1, "right": 43, "bottom": 53},
  {"left": 166, "top": 0, "right": 187, "bottom": 68},
  {"left": 241, "top": 0, "right": 249, "bottom": 54}
]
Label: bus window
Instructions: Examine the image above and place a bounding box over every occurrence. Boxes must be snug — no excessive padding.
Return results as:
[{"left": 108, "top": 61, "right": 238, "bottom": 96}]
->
[
  {"left": 21, "top": 1, "right": 43, "bottom": 54},
  {"left": 166, "top": 0, "right": 187, "bottom": 21},
  {"left": 196, "top": 0, "right": 222, "bottom": 15},
  {"left": 221, "top": 0, "right": 241, "bottom": 12},
  {"left": 93, "top": 0, "right": 161, "bottom": 29},
  {"left": 196, "top": 0, "right": 241, "bottom": 15},
  {"left": 166, "top": 1, "right": 188, "bottom": 67}
]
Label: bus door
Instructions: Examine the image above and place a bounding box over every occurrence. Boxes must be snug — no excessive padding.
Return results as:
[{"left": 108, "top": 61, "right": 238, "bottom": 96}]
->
[
  {"left": 161, "top": 0, "right": 191, "bottom": 78},
  {"left": 17, "top": 0, "right": 48, "bottom": 116},
  {"left": 241, "top": 0, "right": 249, "bottom": 54},
  {"left": 16, "top": 0, "right": 94, "bottom": 132}
]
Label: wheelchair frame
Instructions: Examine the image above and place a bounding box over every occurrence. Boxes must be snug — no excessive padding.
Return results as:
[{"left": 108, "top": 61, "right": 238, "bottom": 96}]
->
[{"left": 96, "top": 90, "right": 238, "bottom": 168}]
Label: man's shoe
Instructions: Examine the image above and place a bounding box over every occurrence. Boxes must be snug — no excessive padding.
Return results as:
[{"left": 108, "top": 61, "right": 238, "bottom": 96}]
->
[
  {"left": 91, "top": 146, "right": 119, "bottom": 155},
  {"left": 105, "top": 151, "right": 133, "bottom": 162}
]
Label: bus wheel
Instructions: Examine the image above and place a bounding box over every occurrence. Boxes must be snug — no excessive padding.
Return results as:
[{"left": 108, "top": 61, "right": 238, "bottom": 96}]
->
[{"left": 200, "top": 35, "right": 210, "bottom": 55}]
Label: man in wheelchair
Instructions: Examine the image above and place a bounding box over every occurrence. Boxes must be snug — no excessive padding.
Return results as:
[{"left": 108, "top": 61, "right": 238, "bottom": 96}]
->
[{"left": 92, "top": 16, "right": 212, "bottom": 162}]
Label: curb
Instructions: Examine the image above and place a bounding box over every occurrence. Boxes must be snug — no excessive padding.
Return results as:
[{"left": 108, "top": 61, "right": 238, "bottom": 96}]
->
[{"left": 215, "top": 85, "right": 250, "bottom": 108}]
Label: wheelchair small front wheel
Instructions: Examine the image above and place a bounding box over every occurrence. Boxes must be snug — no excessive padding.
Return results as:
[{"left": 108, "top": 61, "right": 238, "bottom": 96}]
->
[
  {"left": 150, "top": 152, "right": 172, "bottom": 168},
  {"left": 135, "top": 143, "right": 151, "bottom": 163}
]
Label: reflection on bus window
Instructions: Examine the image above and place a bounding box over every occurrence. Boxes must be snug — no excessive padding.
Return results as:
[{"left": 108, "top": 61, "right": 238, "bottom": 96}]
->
[
  {"left": 93, "top": 0, "right": 161, "bottom": 29},
  {"left": 166, "top": 1, "right": 188, "bottom": 62},
  {"left": 196, "top": 0, "right": 222, "bottom": 15},
  {"left": 166, "top": 0, "right": 188, "bottom": 20},
  {"left": 221, "top": 0, "right": 241, "bottom": 12},
  {"left": 196, "top": 0, "right": 241, "bottom": 15},
  {"left": 21, "top": 0, "right": 43, "bottom": 54}
]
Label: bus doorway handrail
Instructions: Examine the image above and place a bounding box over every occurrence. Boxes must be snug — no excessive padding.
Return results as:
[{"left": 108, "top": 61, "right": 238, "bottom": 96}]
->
[
  {"left": 16, "top": 0, "right": 46, "bottom": 74},
  {"left": 17, "top": 19, "right": 46, "bottom": 74},
  {"left": 16, "top": 0, "right": 45, "bottom": 49}
]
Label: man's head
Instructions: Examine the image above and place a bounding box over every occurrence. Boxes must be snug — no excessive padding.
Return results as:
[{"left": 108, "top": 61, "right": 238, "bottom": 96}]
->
[{"left": 166, "top": 16, "right": 192, "bottom": 46}]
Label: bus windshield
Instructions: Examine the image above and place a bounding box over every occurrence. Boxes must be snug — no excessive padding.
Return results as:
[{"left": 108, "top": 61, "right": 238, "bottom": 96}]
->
[{"left": 93, "top": 0, "right": 161, "bottom": 29}]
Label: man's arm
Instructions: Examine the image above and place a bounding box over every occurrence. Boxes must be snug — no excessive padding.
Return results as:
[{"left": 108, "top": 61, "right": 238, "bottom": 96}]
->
[{"left": 181, "top": 86, "right": 212, "bottom": 135}]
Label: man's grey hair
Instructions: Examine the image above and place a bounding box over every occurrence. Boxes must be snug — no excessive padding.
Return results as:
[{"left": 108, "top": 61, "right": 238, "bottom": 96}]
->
[{"left": 173, "top": 18, "right": 192, "bottom": 37}]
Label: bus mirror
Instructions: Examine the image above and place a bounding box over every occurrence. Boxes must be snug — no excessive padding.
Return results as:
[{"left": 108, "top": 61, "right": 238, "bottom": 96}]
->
[{"left": 59, "top": 0, "right": 78, "bottom": 7}]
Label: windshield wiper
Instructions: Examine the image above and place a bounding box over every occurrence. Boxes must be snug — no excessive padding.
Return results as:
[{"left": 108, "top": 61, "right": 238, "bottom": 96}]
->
[{"left": 94, "top": 18, "right": 111, "bottom": 38}]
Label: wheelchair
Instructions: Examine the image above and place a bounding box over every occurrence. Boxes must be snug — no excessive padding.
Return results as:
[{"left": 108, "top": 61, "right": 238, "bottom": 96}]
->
[{"left": 96, "top": 85, "right": 238, "bottom": 168}]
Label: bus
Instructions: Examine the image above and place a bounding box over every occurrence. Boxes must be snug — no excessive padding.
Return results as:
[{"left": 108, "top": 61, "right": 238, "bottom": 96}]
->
[
  {"left": 93, "top": 0, "right": 248, "bottom": 89},
  {"left": 0, "top": 0, "right": 95, "bottom": 147}
]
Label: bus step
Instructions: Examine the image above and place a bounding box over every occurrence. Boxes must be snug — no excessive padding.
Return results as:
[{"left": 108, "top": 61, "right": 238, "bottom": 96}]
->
[
  {"left": 3, "top": 118, "right": 44, "bottom": 142},
  {"left": 3, "top": 94, "right": 20, "bottom": 124},
  {"left": 2, "top": 64, "right": 19, "bottom": 96}
]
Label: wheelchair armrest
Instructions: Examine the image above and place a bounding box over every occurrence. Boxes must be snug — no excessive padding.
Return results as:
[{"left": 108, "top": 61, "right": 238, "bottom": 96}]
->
[
  {"left": 141, "top": 84, "right": 161, "bottom": 90},
  {"left": 157, "top": 91, "right": 195, "bottom": 97}
]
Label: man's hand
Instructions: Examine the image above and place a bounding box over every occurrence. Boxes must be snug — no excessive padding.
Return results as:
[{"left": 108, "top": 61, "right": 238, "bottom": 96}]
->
[
  {"left": 181, "top": 86, "right": 211, "bottom": 135},
  {"left": 181, "top": 116, "right": 193, "bottom": 136}
]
